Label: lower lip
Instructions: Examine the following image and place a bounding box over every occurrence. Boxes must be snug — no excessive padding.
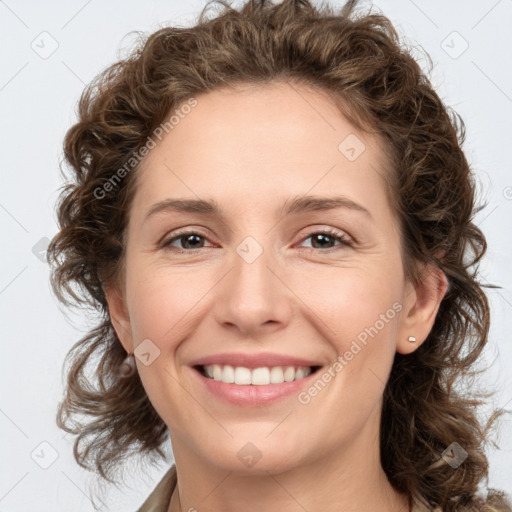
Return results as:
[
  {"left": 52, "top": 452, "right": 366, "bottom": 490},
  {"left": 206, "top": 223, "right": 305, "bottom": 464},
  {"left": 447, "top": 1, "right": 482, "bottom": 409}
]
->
[{"left": 191, "top": 367, "right": 320, "bottom": 407}]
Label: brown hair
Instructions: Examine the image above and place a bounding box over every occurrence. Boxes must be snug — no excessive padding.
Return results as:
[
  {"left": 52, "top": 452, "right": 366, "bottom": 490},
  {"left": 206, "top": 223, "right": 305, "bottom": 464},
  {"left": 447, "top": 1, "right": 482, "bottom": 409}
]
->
[{"left": 47, "top": 0, "right": 511, "bottom": 510}]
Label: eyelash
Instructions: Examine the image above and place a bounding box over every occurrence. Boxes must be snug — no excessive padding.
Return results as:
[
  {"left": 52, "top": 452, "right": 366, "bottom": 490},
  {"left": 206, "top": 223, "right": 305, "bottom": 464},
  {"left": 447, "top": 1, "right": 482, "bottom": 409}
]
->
[{"left": 161, "top": 228, "right": 353, "bottom": 254}]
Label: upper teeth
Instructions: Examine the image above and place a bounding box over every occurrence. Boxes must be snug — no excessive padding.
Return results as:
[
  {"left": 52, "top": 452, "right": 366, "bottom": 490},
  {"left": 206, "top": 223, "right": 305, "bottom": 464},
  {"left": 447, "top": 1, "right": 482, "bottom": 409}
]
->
[{"left": 203, "top": 365, "right": 312, "bottom": 385}]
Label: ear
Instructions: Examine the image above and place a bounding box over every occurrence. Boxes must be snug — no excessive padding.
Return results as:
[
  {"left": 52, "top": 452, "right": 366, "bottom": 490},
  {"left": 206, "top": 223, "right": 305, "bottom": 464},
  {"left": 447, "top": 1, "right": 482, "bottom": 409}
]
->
[
  {"left": 104, "top": 284, "right": 134, "bottom": 354},
  {"left": 396, "top": 261, "right": 448, "bottom": 355}
]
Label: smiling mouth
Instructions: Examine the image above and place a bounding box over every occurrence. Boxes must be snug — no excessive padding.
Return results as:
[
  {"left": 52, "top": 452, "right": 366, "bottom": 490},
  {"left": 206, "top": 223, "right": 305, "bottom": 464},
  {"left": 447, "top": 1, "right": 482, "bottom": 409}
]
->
[{"left": 194, "top": 364, "right": 321, "bottom": 385}]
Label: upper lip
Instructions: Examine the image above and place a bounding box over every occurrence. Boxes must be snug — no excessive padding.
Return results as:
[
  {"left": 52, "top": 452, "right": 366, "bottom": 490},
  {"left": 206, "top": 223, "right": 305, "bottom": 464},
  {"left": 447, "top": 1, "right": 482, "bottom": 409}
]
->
[{"left": 189, "top": 352, "right": 323, "bottom": 370}]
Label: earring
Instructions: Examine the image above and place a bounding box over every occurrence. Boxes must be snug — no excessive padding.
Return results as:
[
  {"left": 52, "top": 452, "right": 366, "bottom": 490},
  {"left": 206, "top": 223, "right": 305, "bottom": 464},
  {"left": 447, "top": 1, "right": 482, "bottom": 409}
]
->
[
  {"left": 408, "top": 336, "right": 416, "bottom": 343},
  {"left": 119, "top": 353, "right": 136, "bottom": 377}
]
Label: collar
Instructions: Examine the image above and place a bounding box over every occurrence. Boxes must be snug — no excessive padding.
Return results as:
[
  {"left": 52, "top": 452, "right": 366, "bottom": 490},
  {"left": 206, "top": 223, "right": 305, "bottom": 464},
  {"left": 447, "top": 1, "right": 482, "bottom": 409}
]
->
[{"left": 135, "top": 465, "right": 177, "bottom": 512}]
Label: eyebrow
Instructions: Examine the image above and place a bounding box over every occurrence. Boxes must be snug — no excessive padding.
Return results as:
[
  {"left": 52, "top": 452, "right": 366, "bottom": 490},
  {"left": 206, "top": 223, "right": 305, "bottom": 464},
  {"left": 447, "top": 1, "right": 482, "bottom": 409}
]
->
[{"left": 144, "top": 194, "right": 372, "bottom": 224}]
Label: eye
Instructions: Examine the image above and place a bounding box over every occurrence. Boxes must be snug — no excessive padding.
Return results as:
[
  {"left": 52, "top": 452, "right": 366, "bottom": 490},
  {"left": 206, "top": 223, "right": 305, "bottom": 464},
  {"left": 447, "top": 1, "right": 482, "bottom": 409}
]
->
[
  {"left": 298, "top": 228, "right": 352, "bottom": 251},
  {"left": 162, "top": 230, "right": 213, "bottom": 252},
  {"left": 161, "top": 228, "right": 352, "bottom": 253}
]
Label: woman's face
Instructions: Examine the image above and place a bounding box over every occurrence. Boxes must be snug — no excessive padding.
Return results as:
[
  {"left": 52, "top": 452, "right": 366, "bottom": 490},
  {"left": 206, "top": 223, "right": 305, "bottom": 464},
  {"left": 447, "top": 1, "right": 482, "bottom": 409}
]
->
[{"left": 107, "top": 81, "right": 444, "bottom": 475}]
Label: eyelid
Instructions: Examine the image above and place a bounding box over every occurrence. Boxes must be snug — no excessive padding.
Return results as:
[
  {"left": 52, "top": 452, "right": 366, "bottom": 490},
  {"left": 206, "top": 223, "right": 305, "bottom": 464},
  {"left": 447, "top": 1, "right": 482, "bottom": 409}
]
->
[{"left": 297, "top": 225, "right": 351, "bottom": 241}]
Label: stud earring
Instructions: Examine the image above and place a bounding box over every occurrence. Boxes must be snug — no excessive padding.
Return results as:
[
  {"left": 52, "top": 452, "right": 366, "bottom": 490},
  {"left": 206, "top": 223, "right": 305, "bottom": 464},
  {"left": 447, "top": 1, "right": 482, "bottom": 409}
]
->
[
  {"left": 119, "top": 353, "right": 136, "bottom": 377},
  {"left": 408, "top": 336, "right": 416, "bottom": 343}
]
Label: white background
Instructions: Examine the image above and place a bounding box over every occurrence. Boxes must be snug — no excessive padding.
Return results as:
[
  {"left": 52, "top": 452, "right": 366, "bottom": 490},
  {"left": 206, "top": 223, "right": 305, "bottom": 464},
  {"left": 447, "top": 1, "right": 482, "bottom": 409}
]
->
[{"left": 0, "top": 0, "right": 511, "bottom": 510}]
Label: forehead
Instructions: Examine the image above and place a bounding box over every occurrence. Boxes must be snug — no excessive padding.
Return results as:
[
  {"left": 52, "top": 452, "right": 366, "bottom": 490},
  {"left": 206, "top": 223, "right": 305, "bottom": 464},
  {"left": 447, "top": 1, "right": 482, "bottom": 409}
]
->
[{"left": 130, "top": 81, "right": 393, "bottom": 221}]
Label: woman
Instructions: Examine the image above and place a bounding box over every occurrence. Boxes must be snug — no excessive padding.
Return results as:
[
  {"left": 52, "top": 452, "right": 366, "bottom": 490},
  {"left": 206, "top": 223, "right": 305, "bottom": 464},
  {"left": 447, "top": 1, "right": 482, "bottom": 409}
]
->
[{"left": 47, "top": 0, "right": 512, "bottom": 510}]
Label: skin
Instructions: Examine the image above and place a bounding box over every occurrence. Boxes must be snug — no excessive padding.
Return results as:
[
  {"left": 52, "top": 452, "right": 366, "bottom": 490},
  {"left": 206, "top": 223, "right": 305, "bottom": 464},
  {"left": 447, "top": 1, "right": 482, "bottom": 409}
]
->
[{"left": 106, "top": 81, "right": 447, "bottom": 512}]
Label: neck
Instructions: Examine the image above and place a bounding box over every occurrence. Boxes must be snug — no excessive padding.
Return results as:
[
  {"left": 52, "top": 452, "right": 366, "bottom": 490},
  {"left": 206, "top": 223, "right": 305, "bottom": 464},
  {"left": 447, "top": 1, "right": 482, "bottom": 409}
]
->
[{"left": 167, "top": 409, "right": 410, "bottom": 512}]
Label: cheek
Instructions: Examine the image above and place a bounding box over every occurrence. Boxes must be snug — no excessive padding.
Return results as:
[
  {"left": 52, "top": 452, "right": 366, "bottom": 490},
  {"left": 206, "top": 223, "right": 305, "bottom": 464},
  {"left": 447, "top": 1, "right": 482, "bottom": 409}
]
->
[
  {"left": 302, "top": 266, "right": 401, "bottom": 342},
  {"left": 125, "top": 261, "right": 207, "bottom": 345},
  {"left": 302, "top": 266, "right": 402, "bottom": 400},
  {"left": 123, "top": 263, "right": 206, "bottom": 426}
]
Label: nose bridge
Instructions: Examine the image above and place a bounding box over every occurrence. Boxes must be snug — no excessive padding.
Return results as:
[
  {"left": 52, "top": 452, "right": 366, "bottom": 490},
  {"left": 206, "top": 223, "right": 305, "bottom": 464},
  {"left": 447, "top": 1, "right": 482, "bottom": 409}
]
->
[
  {"left": 232, "top": 233, "right": 277, "bottom": 307},
  {"left": 212, "top": 230, "right": 291, "bottom": 333}
]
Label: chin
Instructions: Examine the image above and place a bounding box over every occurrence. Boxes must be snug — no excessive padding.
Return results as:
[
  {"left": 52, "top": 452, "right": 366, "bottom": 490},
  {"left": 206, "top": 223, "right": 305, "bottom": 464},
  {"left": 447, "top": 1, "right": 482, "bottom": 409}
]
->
[{"left": 195, "top": 435, "right": 310, "bottom": 475}]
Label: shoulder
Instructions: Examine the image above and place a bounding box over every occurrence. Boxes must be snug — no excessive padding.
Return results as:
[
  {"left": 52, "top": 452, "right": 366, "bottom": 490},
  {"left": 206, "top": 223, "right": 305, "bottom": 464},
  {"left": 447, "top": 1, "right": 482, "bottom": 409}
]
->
[{"left": 135, "top": 465, "right": 177, "bottom": 512}]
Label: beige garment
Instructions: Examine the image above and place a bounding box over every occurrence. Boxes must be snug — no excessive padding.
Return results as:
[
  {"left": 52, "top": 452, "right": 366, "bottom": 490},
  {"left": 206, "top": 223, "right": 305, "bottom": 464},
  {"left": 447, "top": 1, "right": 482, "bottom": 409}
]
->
[
  {"left": 135, "top": 465, "right": 440, "bottom": 512},
  {"left": 136, "top": 465, "right": 176, "bottom": 512}
]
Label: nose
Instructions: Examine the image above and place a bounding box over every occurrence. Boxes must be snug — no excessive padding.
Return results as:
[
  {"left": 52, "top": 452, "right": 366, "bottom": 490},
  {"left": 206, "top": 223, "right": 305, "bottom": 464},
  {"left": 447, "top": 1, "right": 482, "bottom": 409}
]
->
[{"left": 212, "top": 237, "right": 294, "bottom": 337}]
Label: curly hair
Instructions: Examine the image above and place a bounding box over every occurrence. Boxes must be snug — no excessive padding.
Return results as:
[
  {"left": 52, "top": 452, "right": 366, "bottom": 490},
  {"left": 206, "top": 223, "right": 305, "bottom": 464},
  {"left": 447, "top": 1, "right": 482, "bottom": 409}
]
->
[{"left": 47, "top": 0, "right": 511, "bottom": 510}]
